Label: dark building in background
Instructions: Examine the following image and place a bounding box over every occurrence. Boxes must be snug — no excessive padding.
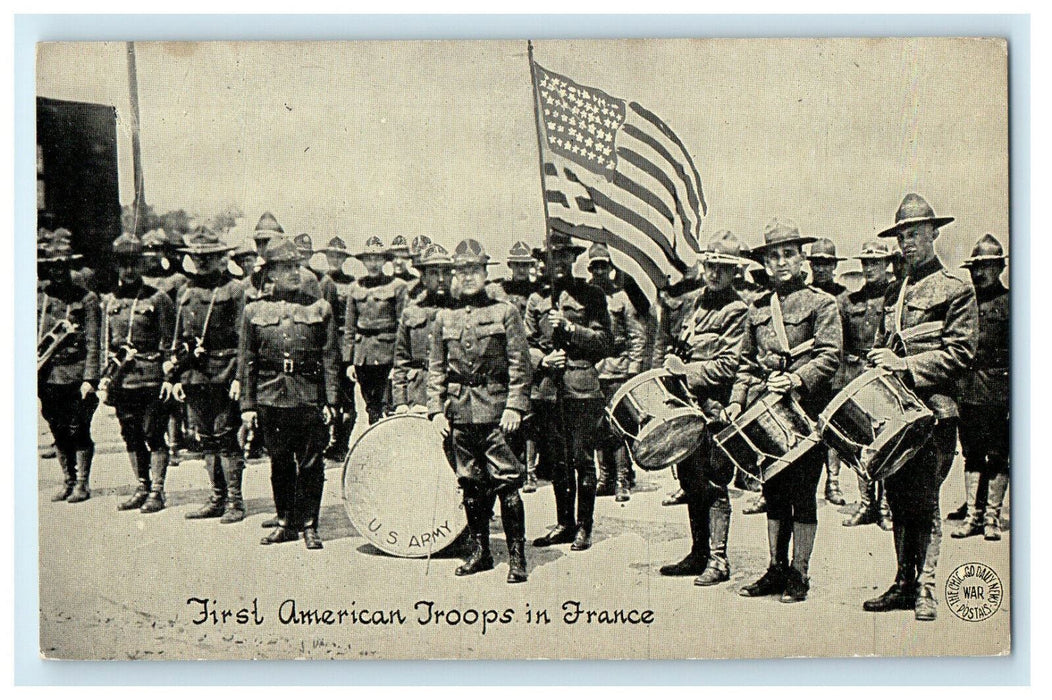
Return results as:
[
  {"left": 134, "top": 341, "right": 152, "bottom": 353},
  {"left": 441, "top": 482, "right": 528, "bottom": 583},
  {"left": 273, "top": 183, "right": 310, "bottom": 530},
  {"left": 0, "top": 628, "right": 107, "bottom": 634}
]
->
[{"left": 37, "top": 96, "right": 121, "bottom": 290}]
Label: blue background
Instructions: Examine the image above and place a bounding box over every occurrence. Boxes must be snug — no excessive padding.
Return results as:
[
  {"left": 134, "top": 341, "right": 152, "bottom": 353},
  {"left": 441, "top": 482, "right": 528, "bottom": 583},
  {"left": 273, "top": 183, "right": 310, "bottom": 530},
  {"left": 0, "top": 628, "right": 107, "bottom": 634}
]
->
[{"left": 14, "top": 13, "right": 1030, "bottom": 685}]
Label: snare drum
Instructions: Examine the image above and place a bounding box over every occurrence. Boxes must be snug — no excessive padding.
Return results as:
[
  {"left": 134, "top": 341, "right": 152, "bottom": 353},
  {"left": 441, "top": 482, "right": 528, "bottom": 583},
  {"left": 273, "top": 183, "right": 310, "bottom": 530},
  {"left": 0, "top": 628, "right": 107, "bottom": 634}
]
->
[
  {"left": 605, "top": 368, "right": 708, "bottom": 471},
  {"left": 342, "top": 414, "right": 466, "bottom": 558},
  {"left": 713, "top": 391, "right": 820, "bottom": 483},
  {"left": 818, "top": 368, "right": 933, "bottom": 482}
]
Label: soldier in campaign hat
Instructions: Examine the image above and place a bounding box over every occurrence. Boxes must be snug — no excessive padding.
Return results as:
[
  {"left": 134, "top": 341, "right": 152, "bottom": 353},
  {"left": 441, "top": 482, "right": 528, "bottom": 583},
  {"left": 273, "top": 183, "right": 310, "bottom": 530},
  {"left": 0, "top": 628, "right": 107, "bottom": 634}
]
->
[
  {"left": 229, "top": 237, "right": 259, "bottom": 280},
  {"left": 525, "top": 229, "right": 613, "bottom": 552},
  {"left": 37, "top": 227, "right": 101, "bottom": 503},
  {"left": 728, "top": 219, "right": 842, "bottom": 604},
  {"left": 345, "top": 236, "right": 408, "bottom": 424},
  {"left": 101, "top": 232, "right": 178, "bottom": 514},
  {"left": 951, "top": 234, "right": 1009, "bottom": 542},
  {"left": 863, "top": 194, "right": 976, "bottom": 621},
  {"left": 388, "top": 234, "right": 417, "bottom": 283},
  {"left": 239, "top": 238, "right": 340, "bottom": 550},
  {"left": 428, "top": 239, "right": 532, "bottom": 583},
  {"left": 839, "top": 239, "right": 897, "bottom": 530},
  {"left": 141, "top": 228, "right": 189, "bottom": 302},
  {"left": 243, "top": 212, "right": 323, "bottom": 303},
  {"left": 404, "top": 235, "right": 434, "bottom": 299},
  {"left": 318, "top": 236, "right": 357, "bottom": 461},
  {"left": 166, "top": 226, "right": 248, "bottom": 524}
]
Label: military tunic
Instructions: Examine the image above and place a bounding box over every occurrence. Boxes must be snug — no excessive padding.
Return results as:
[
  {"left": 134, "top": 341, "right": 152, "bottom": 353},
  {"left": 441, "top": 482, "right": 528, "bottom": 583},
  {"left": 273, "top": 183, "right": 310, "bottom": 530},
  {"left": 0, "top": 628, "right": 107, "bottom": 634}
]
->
[
  {"left": 321, "top": 269, "right": 358, "bottom": 455},
  {"left": 144, "top": 271, "right": 189, "bottom": 303},
  {"left": 345, "top": 273, "right": 408, "bottom": 423},
  {"left": 487, "top": 279, "right": 536, "bottom": 318},
  {"left": 835, "top": 281, "right": 889, "bottom": 389},
  {"left": 393, "top": 293, "right": 448, "bottom": 409}
]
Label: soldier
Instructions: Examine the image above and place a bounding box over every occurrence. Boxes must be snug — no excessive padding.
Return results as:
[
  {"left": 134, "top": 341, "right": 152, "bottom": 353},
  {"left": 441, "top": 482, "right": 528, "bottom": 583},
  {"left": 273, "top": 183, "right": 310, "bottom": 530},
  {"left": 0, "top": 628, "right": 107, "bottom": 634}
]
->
[
  {"left": 346, "top": 236, "right": 408, "bottom": 424},
  {"left": 319, "top": 236, "right": 358, "bottom": 461},
  {"left": 806, "top": 238, "right": 848, "bottom": 506},
  {"left": 245, "top": 212, "right": 322, "bottom": 302},
  {"left": 586, "top": 243, "right": 646, "bottom": 502},
  {"left": 840, "top": 240, "right": 897, "bottom": 530},
  {"left": 427, "top": 239, "right": 531, "bottom": 583},
  {"left": 167, "top": 227, "right": 247, "bottom": 523},
  {"left": 100, "top": 233, "right": 177, "bottom": 513},
  {"left": 229, "top": 237, "right": 259, "bottom": 281},
  {"left": 526, "top": 230, "right": 613, "bottom": 552},
  {"left": 294, "top": 234, "right": 324, "bottom": 281},
  {"left": 142, "top": 228, "right": 189, "bottom": 302},
  {"left": 731, "top": 253, "right": 768, "bottom": 512},
  {"left": 659, "top": 231, "right": 750, "bottom": 586},
  {"left": 388, "top": 235, "right": 417, "bottom": 283},
  {"left": 863, "top": 194, "right": 977, "bottom": 621},
  {"left": 239, "top": 238, "right": 339, "bottom": 550},
  {"left": 728, "top": 219, "right": 842, "bottom": 604},
  {"left": 404, "top": 235, "right": 433, "bottom": 300},
  {"left": 652, "top": 265, "right": 705, "bottom": 508},
  {"left": 37, "top": 228, "right": 100, "bottom": 503},
  {"left": 951, "top": 234, "right": 1009, "bottom": 541},
  {"left": 393, "top": 243, "right": 454, "bottom": 413}
]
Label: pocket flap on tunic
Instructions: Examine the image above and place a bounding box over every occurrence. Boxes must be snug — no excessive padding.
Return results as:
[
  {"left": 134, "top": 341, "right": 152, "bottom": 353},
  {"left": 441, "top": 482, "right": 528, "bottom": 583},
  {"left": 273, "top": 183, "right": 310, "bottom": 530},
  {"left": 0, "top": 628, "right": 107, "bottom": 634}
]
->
[{"left": 290, "top": 302, "right": 326, "bottom": 325}]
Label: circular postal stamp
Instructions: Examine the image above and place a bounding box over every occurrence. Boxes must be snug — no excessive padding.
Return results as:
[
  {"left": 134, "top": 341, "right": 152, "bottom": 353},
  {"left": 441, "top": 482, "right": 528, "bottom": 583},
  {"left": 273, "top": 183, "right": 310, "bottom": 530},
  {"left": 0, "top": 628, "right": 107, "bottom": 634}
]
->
[{"left": 945, "top": 562, "right": 1003, "bottom": 622}]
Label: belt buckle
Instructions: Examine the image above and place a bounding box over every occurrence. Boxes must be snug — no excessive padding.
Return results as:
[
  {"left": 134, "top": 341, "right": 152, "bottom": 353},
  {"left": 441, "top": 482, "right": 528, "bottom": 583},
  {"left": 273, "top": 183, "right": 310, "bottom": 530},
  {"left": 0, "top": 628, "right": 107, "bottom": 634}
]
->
[{"left": 283, "top": 358, "right": 295, "bottom": 373}]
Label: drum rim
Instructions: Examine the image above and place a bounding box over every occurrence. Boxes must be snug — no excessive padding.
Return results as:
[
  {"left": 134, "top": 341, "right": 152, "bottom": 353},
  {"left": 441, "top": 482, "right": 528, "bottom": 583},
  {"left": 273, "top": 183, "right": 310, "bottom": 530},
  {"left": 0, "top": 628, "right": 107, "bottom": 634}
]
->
[
  {"left": 607, "top": 367, "right": 679, "bottom": 408},
  {"left": 632, "top": 410, "right": 709, "bottom": 470}
]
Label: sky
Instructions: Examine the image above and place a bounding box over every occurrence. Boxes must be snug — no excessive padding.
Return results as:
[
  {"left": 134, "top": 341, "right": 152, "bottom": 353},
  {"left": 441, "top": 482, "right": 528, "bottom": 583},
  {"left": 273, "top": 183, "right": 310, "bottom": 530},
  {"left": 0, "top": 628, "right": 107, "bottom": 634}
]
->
[{"left": 37, "top": 38, "right": 1009, "bottom": 276}]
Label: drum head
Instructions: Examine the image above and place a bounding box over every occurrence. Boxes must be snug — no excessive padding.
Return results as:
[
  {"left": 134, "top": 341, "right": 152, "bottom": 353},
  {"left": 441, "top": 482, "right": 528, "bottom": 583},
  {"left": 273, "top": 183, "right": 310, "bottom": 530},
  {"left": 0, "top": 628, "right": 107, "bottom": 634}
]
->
[
  {"left": 342, "top": 414, "right": 466, "bottom": 558},
  {"left": 632, "top": 409, "right": 708, "bottom": 470}
]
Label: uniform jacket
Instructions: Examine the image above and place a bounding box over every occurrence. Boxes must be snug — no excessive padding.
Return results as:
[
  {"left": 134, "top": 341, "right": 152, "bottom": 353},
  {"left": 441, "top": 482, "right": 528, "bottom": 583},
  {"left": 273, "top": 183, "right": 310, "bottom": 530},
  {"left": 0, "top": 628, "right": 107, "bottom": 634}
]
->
[
  {"left": 321, "top": 270, "right": 355, "bottom": 362},
  {"left": 392, "top": 292, "right": 449, "bottom": 408},
  {"left": 596, "top": 285, "right": 647, "bottom": 381},
  {"left": 487, "top": 279, "right": 536, "bottom": 318},
  {"left": 835, "top": 281, "right": 888, "bottom": 389},
  {"left": 813, "top": 279, "right": 847, "bottom": 297},
  {"left": 144, "top": 271, "right": 188, "bottom": 302},
  {"left": 101, "top": 281, "right": 176, "bottom": 389},
  {"left": 875, "top": 257, "right": 977, "bottom": 419},
  {"left": 671, "top": 286, "right": 748, "bottom": 406},
  {"left": 344, "top": 274, "right": 408, "bottom": 366},
  {"left": 427, "top": 292, "right": 531, "bottom": 424},
  {"left": 169, "top": 274, "right": 245, "bottom": 386},
  {"left": 524, "top": 278, "right": 613, "bottom": 402},
  {"left": 238, "top": 290, "right": 339, "bottom": 411},
  {"left": 730, "top": 279, "right": 842, "bottom": 416},
  {"left": 652, "top": 282, "right": 704, "bottom": 368},
  {"left": 37, "top": 279, "right": 100, "bottom": 386},
  {"left": 957, "top": 281, "right": 1008, "bottom": 407}
]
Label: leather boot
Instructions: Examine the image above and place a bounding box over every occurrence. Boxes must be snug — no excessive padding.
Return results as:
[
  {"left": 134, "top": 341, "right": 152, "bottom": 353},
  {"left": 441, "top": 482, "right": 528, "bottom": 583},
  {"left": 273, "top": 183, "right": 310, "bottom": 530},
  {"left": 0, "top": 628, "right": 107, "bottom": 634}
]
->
[
  {"left": 660, "top": 498, "right": 709, "bottom": 576},
  {"left": 51, "top": 450, "right": 76, "bottom": 502},
  {"left": 781, "top": 522, "right": 816, "bottom": 603},
  {"left": 522, "top": 440, "right": 538, "bottom": 493},
  {"left": 67, "top": 447, "right": 93, "bottom": 503},
  {"left": 662, "top": 487, "right": 688, "bottom": 507},
  {"left": 500, "top": 491, "right": 528, "bottom": 583},
  {"left": 570, "top": 468, "right": 596, "bottom": 551},
  {"left": 533, "top": 466, "right": 576, "bottom": 547},
  {"left": 186, "top": 454, "right": 226, "bottom": 519},
  {"left": 118, "top": 451, "right": 150, "bottom": 511},
  {"left": 457, "top": 495, "right": 494, "bottom": 575},
  {"left": 614, "top": 447, "right": 631, "bottom": 502},
  {"left": 877, "top": 485, "right": 894, "bottom": 531},
  {"left": 695, "top": 496, "right": 731, "bottom": 586},
  {"left": 951, "top": 471, "right": 984, "bottom": 538},
  {"left": 261, "top": 516, "right": 281, "bottom": 528},
  {"left": 864, "top": 522, "right": 917, "bottom": 611},
  {"left": 824, "top": 454, "right": 846, "bottom": 505},
  {"left": 302, "top": 520, "right": 324, "bottom": 550},
  {"left": 140, "top": 451, "right": 168, "bottom": 513},
  {"left": 261, "top": 517, "right": 297, "bottom": 545},
  {"left": 219, "top": 454, "right": 246, "bottom": 524},
  {"left": 742, "top": 493, "right": 767, "bottom": 514},
  {"left": 740, "top": 519, "right": 789, "bottom": 597},
  {"left": 914, "top": 584, "right": 938, "bottom": 621},
  {"left": 843, "top": 475, "right": 877, "bottom": 526},
  {"left": 615, "top": 477, "right": 631, "bottom": 503},
  {"left": 946, "top": 501, "right": 969, "bottom": 520},
  {"left": 984, "top": 472, "right": 1009, "bottom": 541}
]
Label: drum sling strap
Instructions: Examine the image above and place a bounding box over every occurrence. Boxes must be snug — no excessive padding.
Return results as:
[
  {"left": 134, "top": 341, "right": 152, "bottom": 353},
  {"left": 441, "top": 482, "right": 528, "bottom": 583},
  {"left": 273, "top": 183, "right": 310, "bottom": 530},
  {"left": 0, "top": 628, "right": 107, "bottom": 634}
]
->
[
  {"left": 769, "top": 292, "right": 815, "bottom": 366},
  {"left": 890, "top": 278, "right": 943, "bottom": 352}
]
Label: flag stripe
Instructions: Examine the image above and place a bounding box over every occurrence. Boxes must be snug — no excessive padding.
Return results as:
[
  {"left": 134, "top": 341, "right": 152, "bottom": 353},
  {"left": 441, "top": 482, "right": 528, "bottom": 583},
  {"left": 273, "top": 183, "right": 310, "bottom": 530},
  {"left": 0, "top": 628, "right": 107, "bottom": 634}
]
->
[
  {"left": 617, "top": 146, "right": 694, "bottom": 245},
  {"left": 629, "top": 101, "right": 707, "bottom": 217},
  {"left": 622, "top": 121, "right": 704, "bottom": 232},
  {"left": 611, "top": 171, "right": 675, "bottom": 226},
  {"left": 559, "top": 221, "right": 667, "bottom": 291},
  {"left": 546, "top": 190, "right": 569, "bottom": 207}
]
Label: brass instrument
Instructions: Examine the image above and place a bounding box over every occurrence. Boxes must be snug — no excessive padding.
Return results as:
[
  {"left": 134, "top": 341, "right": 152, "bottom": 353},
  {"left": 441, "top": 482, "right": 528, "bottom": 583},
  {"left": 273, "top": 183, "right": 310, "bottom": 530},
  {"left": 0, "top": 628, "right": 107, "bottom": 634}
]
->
[{"left": 37, "top": 319, "right": 79, "bottom": 373}]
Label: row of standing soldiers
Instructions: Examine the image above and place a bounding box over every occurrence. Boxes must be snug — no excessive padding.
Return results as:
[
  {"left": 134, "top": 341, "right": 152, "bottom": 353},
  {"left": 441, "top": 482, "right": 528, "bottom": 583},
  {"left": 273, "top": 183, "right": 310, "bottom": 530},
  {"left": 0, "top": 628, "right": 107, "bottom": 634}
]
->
[{"left": 38, "top": 193, "right": 1008, "bottom": 615}]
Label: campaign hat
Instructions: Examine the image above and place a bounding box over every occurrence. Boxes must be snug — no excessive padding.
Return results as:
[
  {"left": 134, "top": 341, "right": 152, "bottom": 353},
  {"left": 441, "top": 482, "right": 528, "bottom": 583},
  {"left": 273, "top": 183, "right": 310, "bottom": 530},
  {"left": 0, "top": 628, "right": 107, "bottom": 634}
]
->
[{"left": 877, "top": 193, "right": 954, "bottom": 239}]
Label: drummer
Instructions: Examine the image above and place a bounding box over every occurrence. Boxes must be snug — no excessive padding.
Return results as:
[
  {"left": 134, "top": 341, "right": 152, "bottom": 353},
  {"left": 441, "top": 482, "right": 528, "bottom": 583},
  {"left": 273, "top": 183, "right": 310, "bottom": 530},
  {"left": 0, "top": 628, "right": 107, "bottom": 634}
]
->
[
  {"left": 839, "top": 240, "right": 897, "bottom": 530},
  {"left": 863, "top": 193, "right": 977, "bottom": 621},
  {"left": 427, "top": 239, "right": 532, "bottom": 584},
  {"left": 659, "top": 231, "right": 749, "bottom": 586},
  {"left": 725, "top": 219, "right": 842, "bottom": 604},
  {"left": 392, "top": 243, "right": 455, "bottom": 413}
]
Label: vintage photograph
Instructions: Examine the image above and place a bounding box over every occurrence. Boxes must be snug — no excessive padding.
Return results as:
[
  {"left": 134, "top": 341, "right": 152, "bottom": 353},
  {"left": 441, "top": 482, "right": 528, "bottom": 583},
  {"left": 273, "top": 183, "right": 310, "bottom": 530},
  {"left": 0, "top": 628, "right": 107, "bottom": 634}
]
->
[{"left": 35, "top": 38, "right": 1010, "bottom": 660}]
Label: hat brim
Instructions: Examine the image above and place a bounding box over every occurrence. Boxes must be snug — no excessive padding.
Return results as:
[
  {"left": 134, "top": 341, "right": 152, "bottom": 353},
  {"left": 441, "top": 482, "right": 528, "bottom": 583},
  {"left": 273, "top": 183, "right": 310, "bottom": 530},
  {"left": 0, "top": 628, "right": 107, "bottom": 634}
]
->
[
  {"left": 354, "top": 251, "right": 394, "bottom": 260},
  {"left": 750, "top": 236, "right": 818, "bottom": 256},
  {"left": 806, "top": 254, "right": 847, "bottom": 262},
  {"left": 703, "top": 252, "right": 754, "bottom": 267},
  {"left": 961, "top": 255, "right": 1007, "bottom": 267},
  {"left": 507, "top": 256, "right": 535, "bottom": 264},
  {"left": 39, "top": 253, "right": 84, "bottom": 263},
  {"left": 453, "top": 260, "right": 499, "bottom": 267},
  {"left": 180, "top": 245, "right": 234, "bottom": 255},
  {"left": 855, "top": 252, "right": 897, "bottom": 260},
  {"left": 321, "top": 248, "right": 352, "bottom": 256},
  {"left": 877, "top": 216, "right": 955, "bottom": 238}
]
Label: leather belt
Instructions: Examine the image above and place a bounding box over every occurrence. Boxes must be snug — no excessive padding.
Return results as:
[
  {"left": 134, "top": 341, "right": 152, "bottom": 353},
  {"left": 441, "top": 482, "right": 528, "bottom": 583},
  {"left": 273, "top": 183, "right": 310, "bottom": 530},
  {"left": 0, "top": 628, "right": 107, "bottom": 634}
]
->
[
  {"left": 356, "top": 326, "right": 396, "bottom": 336},
  {"left": 257, "top": 358, "right": 322, "bottom": 376},
  {"left": 449, "top": 371, "right": 507, "bottom": 387}
]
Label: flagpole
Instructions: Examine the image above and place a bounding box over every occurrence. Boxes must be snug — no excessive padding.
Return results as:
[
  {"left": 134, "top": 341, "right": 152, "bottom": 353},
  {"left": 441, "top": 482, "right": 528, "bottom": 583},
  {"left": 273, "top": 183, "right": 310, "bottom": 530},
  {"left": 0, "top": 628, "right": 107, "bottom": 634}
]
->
[{"left": 126, "top": 41, "right": 146, "bottom": 236}]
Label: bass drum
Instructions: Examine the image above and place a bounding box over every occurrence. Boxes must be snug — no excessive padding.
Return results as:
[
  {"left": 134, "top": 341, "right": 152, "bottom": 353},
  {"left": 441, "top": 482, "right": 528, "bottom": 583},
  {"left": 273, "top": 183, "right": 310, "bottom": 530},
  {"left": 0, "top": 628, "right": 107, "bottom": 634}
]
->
[{"left": 342, "top": 414, "right": 466, "bottom": 558}]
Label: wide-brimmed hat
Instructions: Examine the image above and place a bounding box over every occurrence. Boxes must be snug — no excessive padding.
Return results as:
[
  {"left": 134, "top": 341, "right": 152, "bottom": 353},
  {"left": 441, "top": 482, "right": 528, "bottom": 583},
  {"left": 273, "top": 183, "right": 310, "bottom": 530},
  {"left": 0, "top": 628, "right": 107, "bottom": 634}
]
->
[
  {"left": 586, "top": 242, "right": 613, "bottom": 266},
  {"left": 321, "top": 236, "right": 351, "bottom": 256},
  {"left": 38, "top": 228, "right": 83, "bottom": 263},
  {"left": 262, "top": 238, "right": 302, "bottom": 265},
  {"left": 507, "top": 241, "right": 534, "bottom": 264},
  {"left": 253, "top": 211, "right": 285, "bottom": 241},
  {"left": 702, "top": 230, "right": 753, "bottom": 267},
  {"left": 807, "top": 238, "right": 846, "bottom": 262},
  {"left": 855, "top": 239, "right": 896, "bottom": 260},
  {"left": 388, "top": 235, "right": 411, "bottom": 256},
  {"left": 416, "top": 243, "right": 454, "bottom": 268},
  {"left": 141, "top": 229, "right": 170, "bottom": 253},
  {"left": 532, "top": 230, "right": 587, "bottom": 260},
  {"left": 293, "top": 233, "right": 314, "bottom": 257},
  {"left": 750, "top": 218, "right": 816, "bottom": 256},
  {"left": 180, "top": 225, "right": 234, "bottom": 256},
  {"left": 112, "top": 232, "right": 144, "bottom": 258},
  {"left": 355, "top": 236, "right": 391, "bottom": 260},
  {"left": 410, "top": 235, "right": 433, "bottom": 262},
  {"left": 877, "top": 193, "right": 955, "bottom": 239},
  {"left": 231, "top": 237, "right": 257, "bottom": 258},
  {"left": 961, "top": 233, "right": 1007, "bottom": 268},
  {"left": 453, "top": 239, "right": 498, "bottom": 266}
]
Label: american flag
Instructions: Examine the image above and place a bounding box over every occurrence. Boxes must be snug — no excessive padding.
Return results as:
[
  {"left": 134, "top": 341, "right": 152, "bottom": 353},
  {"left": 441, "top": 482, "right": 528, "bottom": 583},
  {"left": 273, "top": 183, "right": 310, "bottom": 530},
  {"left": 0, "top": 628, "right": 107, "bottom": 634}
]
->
[{"left": 533, "top": 62, "right": 705, "bottom": 304}]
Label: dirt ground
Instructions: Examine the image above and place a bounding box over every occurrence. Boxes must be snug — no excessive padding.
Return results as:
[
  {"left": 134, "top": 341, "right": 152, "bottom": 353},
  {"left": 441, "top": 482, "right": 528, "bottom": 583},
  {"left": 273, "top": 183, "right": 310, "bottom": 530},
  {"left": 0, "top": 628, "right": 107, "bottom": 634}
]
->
[{"left": 38, "top": 404, "right": 1011, "bottom": 660}]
